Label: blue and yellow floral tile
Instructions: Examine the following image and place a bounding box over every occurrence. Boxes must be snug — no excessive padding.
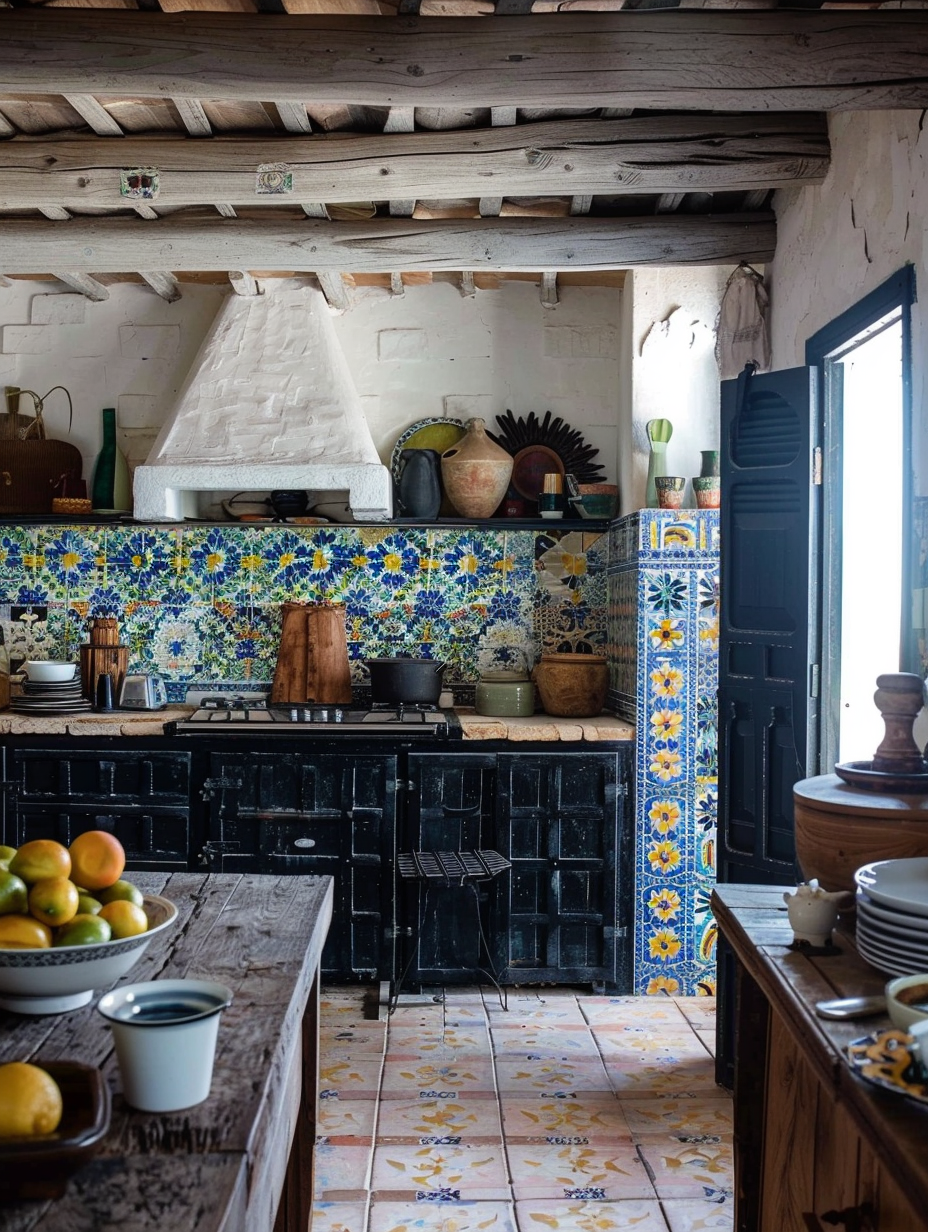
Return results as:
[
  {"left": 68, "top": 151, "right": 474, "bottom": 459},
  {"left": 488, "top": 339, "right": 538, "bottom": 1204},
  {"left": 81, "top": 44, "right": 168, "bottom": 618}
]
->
[
  {"left": 489, "top": 1026, "right": 602, "bottom": 1063},
  {"left": 506, "top": 1140, "right": 654, "bottom": 1201},
  {"left": 376, "top": 1095, "right": 504, "bottom": 1143},
  {"left": 370, "top": 1141, "right": 510, "bottom": 1198},
  {"left": 619, "top": 1099, "right": 732, "bottom": 1140},
  {"left": 634, "top": 1136, "right": 733, "bottom": 1199},
  {"left": 499, "top": 1094, "right": 630, "bottom": 1144},
  {"left": 661, "top": 1195, "right": 734, "bottom": 1232},
  {"left": 380, "top": 1060, "right": 496, "bottom": 1096},
  {"left": 494, "top": 1061, "right": 611, "bottom": 1097},
  {"left": 311, "top": 1202, "right": 370, "bottom": 1232},
  {"left": 513, "top": 1198, "right": 671, "bottom": 1231},
  {"left": 368, "top": 1200, "right": 518, "bottom": 1232}
]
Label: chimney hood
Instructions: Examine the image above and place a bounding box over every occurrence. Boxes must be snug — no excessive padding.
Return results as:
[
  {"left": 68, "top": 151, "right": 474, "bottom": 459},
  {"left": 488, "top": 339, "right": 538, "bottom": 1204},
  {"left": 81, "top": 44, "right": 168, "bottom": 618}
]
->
[{"left": 133, "top": 283, "right": 392, "bottom": 522}]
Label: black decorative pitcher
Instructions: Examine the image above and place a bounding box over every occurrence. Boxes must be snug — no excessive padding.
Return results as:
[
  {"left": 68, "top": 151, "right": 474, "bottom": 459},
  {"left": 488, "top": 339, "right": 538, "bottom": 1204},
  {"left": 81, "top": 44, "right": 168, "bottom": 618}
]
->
[{"left": 397, "top": 449, "right": 441, "bottom": 520}]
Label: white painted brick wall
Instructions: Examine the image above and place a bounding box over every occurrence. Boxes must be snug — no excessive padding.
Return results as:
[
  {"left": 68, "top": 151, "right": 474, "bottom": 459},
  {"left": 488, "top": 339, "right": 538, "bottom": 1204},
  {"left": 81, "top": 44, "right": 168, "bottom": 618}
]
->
[
  {"left": 443, "top": 394, "right": 494, "bottom": 419},
  {"left": 543, "top": 325, "right": 618, "bottom": 359},
  {"left": 118, "top": 325, "right": 182, "bottom": 359},
  {"left": 2, "top": 325, "right": 50, "bottom": 355},
  {"left": 30, "top": 294, "right": 86, "bottom": 326},
  {"left": 117, "top": 393, "right": 160, "bottom": 429},
  {"left": 377, "top": 329, "right": 427, "bottom": 361}
]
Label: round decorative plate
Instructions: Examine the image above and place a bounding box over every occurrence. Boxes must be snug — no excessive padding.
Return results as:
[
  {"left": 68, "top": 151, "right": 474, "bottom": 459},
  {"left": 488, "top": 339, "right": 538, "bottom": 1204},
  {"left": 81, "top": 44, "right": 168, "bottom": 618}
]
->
[
  {"left": 390, "top": 418, "right": 466, "bottom": 487},
  {"left": 855, "top": 858, "right": 928, "bottom": 917},
  {"left": 511, "top": 445, "right": 565, "bottom": 501},
  {"left": 847, "top": 1029, "right": 928, "bottom": 1103}
]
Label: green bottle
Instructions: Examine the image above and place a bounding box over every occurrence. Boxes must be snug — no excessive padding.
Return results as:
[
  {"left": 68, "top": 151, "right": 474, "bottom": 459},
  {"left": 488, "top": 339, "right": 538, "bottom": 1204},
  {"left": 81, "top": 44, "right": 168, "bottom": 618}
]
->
[{"left": 91, "top": 407, "right": 131, "bottom": 513}]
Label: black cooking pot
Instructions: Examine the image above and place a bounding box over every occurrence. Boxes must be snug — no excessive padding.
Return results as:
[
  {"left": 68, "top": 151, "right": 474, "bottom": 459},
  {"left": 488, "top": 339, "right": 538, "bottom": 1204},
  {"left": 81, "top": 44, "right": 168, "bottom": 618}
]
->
[{"left": 366, "top": 657, "right": 446, "bottom": 705}]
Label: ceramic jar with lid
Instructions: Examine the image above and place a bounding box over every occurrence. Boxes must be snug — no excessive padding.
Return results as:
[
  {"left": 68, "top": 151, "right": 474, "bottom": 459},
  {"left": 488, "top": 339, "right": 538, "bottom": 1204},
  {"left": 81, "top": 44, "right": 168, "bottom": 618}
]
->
[{"left": 475, "top": 670, "right": 535, "bottom": 718}]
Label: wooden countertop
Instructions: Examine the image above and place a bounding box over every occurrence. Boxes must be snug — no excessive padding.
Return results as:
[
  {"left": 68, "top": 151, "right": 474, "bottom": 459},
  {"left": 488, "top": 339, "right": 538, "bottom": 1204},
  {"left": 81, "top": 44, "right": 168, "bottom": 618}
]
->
[
  {"left": 0, "top": 872, "right": 334, "bottom": 1232},
  {"left": 0, "top": 706, "right": 635, "bottom": 742}
]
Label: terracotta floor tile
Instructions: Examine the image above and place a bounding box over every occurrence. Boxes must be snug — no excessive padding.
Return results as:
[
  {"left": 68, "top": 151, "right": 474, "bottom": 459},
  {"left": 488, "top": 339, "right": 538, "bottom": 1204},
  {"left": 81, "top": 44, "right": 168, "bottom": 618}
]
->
[
  {"left": 320, "top": 1059, "right": 384, "bottom": 1097},
  {"left": 387, "top": 1025, "right": 492, "bottom": 1056},
  {"left": 318, "top": 1099, "right": 379, "bottom": 1138},
  {"left": 495, "top": 1060, "right": 611, "bottom": 1097},
  {"left": 594, "top": 1028, "right": 708, "bottom": 1058},
  {"left": 513, "top": 1198, "right": 671, "bottom": 1231},
  {"left": 661, "top": 1197, "right": 734, "bottom": 1232},
  {"left": 603, "top": 1057, "right": 722, "bottom": 1098},
  {"left": 377, "top": 1095, "right": 504, "bottom": 1141},
  {"left": 368, "top": 1200, "right": 518, "bottom": 1232},
  {"left": 579, "top": 998, "right": 689, "bottom": 1028},
  {"left": 371, "top": 1142, "right": 511, "bottom": 1196},
  {"left": 506, "top": 1141, "right": 655, "bottom": 1200},
  {"left": 381, "top": 1059, "right": 497, "bottom": 1094},
  {"left": 619, "top": 1099, "right": 733, "bottom": 1139},
  {"left": 310, "top": 1200, "right": 369, "bottom": 1232},
  {"left": 635, "top": 1136, "right": 733, "bottom": 1198},
  {"left": 313, "top": 1143, "right": 375, "bottom": 1193},
  {"left": 500, "top": 1094, "right": 631, "bottom": 1142},
  {"left": 491, "top": 1026, "right": 601, "bottom": 1062}
]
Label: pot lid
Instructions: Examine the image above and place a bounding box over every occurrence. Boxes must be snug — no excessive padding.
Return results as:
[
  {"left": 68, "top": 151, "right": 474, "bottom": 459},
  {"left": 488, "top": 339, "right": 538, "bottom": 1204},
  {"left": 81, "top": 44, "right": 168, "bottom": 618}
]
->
[{"left": 480, "top": 670, "right": 529, "bottom": 683}]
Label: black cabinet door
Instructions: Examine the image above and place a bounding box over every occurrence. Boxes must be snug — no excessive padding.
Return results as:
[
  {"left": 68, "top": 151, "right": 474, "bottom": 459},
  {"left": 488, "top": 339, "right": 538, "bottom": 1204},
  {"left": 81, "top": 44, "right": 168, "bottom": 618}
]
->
[
  {"left": 402, "top": 753, "right": 497, "bottom": 986},
  {"left": 12, "top": 805, "right": 190, "bottom": 869},
  {"left": 496, "top": 752, "right": 624, "bottom": 990},
  {"left": 203, "top": 751, "right": 397, "bottom": 982}
]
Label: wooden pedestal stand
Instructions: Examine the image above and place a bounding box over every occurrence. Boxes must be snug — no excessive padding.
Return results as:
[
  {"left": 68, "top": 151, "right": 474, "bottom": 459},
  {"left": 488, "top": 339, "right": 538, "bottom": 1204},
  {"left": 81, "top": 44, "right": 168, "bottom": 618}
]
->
[{"left": 80, "top": 616, "right": 128, "bottom": 704}]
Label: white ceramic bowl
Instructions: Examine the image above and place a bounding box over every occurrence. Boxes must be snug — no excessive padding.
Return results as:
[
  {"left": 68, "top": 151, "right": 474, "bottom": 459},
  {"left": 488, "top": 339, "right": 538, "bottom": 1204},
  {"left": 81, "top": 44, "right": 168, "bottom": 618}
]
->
[
  {"left": 0, "top": 895, "right": 178, "bottom": 1015},
  {"left": 23, "top": 660, "right": 77, "bottom": 683},
  {"left": 885, "top": 973, "right": 928, "bottom": 1031}
]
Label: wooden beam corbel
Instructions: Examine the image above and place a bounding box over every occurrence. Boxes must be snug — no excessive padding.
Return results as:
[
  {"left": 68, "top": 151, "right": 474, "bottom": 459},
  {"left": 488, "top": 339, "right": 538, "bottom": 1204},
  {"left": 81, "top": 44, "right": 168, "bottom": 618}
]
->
[
  {"left": 460, "top": 271, "right": 476, "bottom": 298},
  {"left": 390, "top": 272, "right": 405, "bottom": 297},
  {"left": 317, "top": 272, "right": 352, "bottom": 312},
  {"left": 541, "top": 272, "right": 558, "bottom": 308},
  {"left": 228, "top": 271, "right": 260, "bottom": 296}
]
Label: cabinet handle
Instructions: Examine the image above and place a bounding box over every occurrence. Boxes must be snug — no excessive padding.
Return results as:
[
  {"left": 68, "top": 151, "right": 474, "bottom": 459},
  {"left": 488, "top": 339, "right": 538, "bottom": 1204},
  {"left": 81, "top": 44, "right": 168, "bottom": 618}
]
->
[
  {"left": 803, "top": 1204, "right": 876, "bottom": 1232},
  {"left": 293, "top": 838, "right": 316, "bottom": 849}
]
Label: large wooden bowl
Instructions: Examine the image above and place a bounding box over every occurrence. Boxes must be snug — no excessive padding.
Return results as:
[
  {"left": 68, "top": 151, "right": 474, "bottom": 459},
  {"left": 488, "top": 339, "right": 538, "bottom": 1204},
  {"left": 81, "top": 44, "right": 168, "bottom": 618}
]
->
[{"left": 794, "top": 773, "right": 928, "bottom": 893}]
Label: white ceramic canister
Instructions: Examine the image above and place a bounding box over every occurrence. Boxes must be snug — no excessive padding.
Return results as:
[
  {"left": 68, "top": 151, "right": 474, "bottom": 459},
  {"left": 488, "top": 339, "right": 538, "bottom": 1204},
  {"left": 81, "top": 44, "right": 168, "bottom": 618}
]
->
[{"left": 475, "top": 670, "right": 535, "bottom": 718}]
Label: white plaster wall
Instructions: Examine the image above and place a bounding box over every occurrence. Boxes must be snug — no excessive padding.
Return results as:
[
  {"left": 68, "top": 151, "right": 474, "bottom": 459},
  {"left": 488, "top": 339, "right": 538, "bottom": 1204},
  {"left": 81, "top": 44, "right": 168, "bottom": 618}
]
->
[
  {"left": 625, "top": 266, "right": 733, "bottom": 513},
  {"left": 769, "top": 110, "right": 928, "bottom": 488},
  {"left": 0, "top": 277, "right": 624, "bottom": 501}
]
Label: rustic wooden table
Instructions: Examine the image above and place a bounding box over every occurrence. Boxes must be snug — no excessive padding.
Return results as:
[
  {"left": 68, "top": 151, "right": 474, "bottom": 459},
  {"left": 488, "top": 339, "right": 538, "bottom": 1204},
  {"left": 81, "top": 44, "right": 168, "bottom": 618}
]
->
[
  {"left": 0, "top": 872, "right": 334, "bottom": 1232},
  {"left": 712, "top": 883, "right": 928, "bottom": 1232}
]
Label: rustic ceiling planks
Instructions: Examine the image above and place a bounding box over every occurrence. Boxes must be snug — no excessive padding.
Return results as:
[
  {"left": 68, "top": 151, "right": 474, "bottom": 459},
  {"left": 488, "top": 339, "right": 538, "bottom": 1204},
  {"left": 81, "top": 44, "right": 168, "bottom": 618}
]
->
[{"left": 3, "top": 12, "right": 928, "bottom": 109}]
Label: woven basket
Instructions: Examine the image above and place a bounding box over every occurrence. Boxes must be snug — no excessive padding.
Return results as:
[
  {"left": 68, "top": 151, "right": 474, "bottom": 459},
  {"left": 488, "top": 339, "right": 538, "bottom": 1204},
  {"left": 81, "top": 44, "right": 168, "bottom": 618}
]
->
[{"left": 0, "top": 440, "right": 84, "bottom": 515}]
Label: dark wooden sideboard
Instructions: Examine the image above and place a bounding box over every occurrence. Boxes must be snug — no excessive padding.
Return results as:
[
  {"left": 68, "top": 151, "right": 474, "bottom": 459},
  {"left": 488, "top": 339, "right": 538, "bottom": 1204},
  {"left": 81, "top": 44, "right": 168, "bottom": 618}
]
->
[
  {"left": 712, "top": 884, "right": 928, "bottom": 1232},
  {"left": 0, "top": 872, "right": 333, "bottom": 1232}
]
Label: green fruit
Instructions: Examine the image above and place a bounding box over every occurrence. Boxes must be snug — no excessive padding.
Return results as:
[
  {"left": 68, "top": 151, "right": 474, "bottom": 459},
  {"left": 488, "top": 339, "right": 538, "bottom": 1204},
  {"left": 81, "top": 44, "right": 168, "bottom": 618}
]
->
[
  {"left": 0, "top": 845, "right": 16, "bottom": 872},
  {"left": 77, "top": 893, "right": 103, "bottom": 916},
  {"left": 97, "top": 879, "right": 143, "bottom": 907},
  {"left": 0, "top": 870, "right": 28, "bottom": 916},
  {"left": 53, "top": 914, "right": 112, "bottom": 947}
]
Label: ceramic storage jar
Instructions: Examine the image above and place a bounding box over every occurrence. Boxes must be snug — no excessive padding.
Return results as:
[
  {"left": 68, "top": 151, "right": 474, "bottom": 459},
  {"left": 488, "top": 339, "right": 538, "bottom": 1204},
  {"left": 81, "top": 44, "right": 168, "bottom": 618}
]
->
[{"left": 475, "top": 670, "right": 535, "bottom": 718}]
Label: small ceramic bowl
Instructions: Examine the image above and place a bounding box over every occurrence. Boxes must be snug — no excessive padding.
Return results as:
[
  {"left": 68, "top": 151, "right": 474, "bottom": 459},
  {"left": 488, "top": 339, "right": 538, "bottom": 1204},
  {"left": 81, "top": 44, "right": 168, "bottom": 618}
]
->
[
  {"left": 885, "top": 973, "right": 928, "bottom": 1032},
  {"left": 23, "top": 660, "right": 76, "bottom": 683}
]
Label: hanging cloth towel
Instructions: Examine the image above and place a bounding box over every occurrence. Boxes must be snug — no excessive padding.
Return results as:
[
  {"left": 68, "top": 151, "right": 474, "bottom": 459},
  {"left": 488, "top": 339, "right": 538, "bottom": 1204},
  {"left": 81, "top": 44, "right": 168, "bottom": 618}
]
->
[{"left": 715, "top": 263, "right": 770, "bottom": 380}]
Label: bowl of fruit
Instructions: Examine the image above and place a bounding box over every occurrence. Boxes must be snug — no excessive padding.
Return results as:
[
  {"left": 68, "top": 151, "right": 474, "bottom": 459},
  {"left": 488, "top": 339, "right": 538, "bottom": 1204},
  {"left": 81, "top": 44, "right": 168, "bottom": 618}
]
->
[{"left": 0, "top": 834, "right": 177, "bottom": 1015}]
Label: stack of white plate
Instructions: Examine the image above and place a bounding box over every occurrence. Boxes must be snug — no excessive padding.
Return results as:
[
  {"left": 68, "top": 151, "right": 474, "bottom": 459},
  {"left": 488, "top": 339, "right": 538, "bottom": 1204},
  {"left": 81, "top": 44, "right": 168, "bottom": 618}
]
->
[{"left": 855, "top": 858, "right": 928, "bottom": 976}]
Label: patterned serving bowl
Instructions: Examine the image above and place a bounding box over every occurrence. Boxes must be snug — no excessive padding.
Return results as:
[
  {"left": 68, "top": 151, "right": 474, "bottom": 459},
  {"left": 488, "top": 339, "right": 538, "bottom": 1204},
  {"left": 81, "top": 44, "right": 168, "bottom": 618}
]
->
[{"left": 0, "top": 895, "right": 177, "bottom": 1015}]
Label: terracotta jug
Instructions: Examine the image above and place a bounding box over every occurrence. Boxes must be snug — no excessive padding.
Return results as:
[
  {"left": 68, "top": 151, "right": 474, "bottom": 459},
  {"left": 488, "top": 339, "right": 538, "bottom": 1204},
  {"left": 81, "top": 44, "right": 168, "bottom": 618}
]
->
[{"left": 441, "top": 418, "right": 513, "bottom": 519}]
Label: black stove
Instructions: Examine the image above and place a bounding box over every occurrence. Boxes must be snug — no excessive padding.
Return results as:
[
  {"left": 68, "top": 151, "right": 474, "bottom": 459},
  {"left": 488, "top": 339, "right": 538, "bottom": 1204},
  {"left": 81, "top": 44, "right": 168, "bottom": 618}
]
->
[{"left": 165, "top": 695, "right": 460, "bottom": 739}]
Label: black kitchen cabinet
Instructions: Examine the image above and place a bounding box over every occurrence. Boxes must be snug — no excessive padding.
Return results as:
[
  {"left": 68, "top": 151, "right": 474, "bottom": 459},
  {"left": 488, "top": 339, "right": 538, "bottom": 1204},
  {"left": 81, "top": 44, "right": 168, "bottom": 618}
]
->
[
  {"left": 400, "top": 747, "right": 632, "bottom": 994},
  {"left": 200, "top": 750, "right": 397, "bottom": 983},
  {"left": 2, "top": 746, "right": 191, "bottom": 869}
]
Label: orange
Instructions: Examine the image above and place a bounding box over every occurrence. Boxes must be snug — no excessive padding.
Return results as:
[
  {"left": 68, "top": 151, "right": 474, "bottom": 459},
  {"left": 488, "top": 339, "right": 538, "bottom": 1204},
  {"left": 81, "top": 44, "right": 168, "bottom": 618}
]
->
[
  {"left": 0, "top": 870, "right": 28, "bottom": 917},
  {"left": 54, "top": 914, "right": 112, "bottom": 947},
  {"left": 0, "top": 914, "right": 52, "bottom": 949},
  {"left": 99, "top": 899, "right": 148, "bottom": 939},
  {"left": 68, "top": 831, "right": 126, "bottom": 893},
  {"left": 97, "top": 879, "right": 143, "bottom": 907},
  {"left": 0, "top": 1062, "right": 63, "bottom": 1138},
  {"left": 27, "top": 877, "right": 79, "bottom": 928},
  {"left": 9, "top": 840, "right": 71, "bottom": 885}
]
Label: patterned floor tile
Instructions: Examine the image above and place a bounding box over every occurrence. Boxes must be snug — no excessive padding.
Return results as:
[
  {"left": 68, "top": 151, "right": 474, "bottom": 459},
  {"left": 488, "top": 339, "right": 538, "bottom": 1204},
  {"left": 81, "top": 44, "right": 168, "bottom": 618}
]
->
[
  {"left": 500, "top": 1095, "right": 630, "bottom": 1143},
  {"left": 491, "top": 1027, "right": 601, "bottom": 1062},
  {"left": 318, "top": 1099, "right": 379, "bottom": 1138},
  {"left": 579, "top": 998, "right": 689, "bottom": 1028},
  {"left": 603, "top": 1057, "right": 721, "bottom": 1098},
  {"left": 320, "top": 1060, "right": 385, "bottom": 1097},
  {"left": 371, "top": 1142, "right": 510, "bottom": 1198},
  {"left": 387, "top": 1026, "right": 492, "bottom": 1057},
  {"left": 487, "top": 995, "right": 588, "bottom": 1027},
  {"left": 593, "top": 1029, "right": 710, "bottom": 1062},
  {"left": 695, "top": 1031, "right": 716, "bottom": 1058},
  {"left": 313, "top": 1143, "right": 375, "bottom": 1193},
  {"left": 506, "top": 1142, "right": 655, "bottom": 1201},
  {"left": 322, "top": 1026, "right": 388, "bottom": 1061},
  {"left": 311, "top": 1201, "right": 369, "bottom": 1232},
  {"left": 377, "top": 1096, "right": 504, "bottom": 1141},
  {"left": 381, "top": 1060, "right": 496, "bottom": 1095},
  {"left": 619, "top": 1099, "right": 732, "bottom": 1139},
  {"left": 673, "top": 999, "right": 717, "bottom": 1032},
  {"left": 513, "top": 1198, "right": 671, "bottom": 1231},
  {"left": 661, "top": 1197, "right": 734, "bottom": 1231},
  {"left": 635, "top": 1136, "right": 733, "bottom": 1198},
  {"left": 368, "top": 1200, "right": 518, "bottom": 1232},
  {"left": 495, "top": 1061, "right": 611, "bottom": 1097}
]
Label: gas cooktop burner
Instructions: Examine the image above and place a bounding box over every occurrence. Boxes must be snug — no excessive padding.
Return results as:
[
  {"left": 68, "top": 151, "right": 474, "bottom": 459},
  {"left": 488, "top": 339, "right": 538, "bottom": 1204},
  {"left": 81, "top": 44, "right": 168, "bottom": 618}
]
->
[{"left": 166, "top": 698, "right": 460, "bottom": 739}]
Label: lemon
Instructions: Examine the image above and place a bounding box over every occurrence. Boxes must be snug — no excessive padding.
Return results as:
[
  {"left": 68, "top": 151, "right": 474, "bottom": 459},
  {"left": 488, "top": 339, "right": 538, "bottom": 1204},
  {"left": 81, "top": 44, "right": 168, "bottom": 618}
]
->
[
  {"left": 0, "top": 1062, "right": 63, "bottom": 1138},
  {"left": 97, "top": 879, "right": 143, "bottom": 908},
  {"left": 98, "top": 899, "right": 148, "bottom": 938},
  {"left": 0, "top": 870, "right": 28, "bottom": 917},
  {"left": 54, "top": 914, "right": 112, "bottom": 947}
]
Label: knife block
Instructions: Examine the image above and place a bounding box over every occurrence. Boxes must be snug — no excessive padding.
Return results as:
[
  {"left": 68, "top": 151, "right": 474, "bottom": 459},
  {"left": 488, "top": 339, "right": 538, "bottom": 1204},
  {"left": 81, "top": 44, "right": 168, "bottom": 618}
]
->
[
  {"left": 80, "top": 617, "right": 128, "bottom": 704},
  {"left": 271, "top": 602, "right": 352, "bottom": 705}
]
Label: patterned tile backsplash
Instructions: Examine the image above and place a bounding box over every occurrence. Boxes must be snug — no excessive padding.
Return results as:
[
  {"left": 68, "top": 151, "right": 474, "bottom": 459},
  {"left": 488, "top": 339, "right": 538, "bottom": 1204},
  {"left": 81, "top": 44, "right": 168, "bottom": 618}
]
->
[{"left": 0, "top": 523, "right": 608, "bottom": 700}]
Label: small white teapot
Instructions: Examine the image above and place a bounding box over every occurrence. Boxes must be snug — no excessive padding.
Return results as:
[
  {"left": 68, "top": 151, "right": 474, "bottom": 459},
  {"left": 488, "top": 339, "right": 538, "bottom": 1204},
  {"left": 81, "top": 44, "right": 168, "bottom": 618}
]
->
[{"left": 783, "top": 880, "right": 854, "bottom": 946}]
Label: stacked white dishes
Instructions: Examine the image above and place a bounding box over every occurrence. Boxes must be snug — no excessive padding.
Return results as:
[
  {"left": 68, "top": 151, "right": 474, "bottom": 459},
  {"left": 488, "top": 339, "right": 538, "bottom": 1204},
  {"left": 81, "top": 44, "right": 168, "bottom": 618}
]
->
[
  {"left": 11, "top": 662, "right": 91, "bottom": 715},
  {"left": 855, "top": 858, "right": 928, "bottom": 976}
]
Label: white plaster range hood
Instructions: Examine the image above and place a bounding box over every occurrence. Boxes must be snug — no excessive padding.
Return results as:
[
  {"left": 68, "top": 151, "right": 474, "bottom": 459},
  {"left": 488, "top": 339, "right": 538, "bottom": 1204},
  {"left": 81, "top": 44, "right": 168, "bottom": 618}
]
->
[{"left": 133, "top": 283, "right": 392, "bottom": 521}]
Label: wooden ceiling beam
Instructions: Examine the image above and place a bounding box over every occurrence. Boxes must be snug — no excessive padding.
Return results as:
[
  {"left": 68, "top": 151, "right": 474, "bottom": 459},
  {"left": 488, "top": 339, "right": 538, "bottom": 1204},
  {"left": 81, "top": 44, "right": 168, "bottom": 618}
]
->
[
  {"left": 62, "top": 94, "right": 123, "bottom": 137},
  {"left": 0, "top": 115, "right": 830, "bottom": 210},
  {"left": 0, "top": 213, "right": 776, "bottom": 273},
  {"left": 2, "top": 12, "right": 927, "bottom": 110},
  {"left": 139, "top": 270, "right": 181, "bottom": 301},
  {"left": 53, "top": 271, "right": 109, "bottom": 301}
]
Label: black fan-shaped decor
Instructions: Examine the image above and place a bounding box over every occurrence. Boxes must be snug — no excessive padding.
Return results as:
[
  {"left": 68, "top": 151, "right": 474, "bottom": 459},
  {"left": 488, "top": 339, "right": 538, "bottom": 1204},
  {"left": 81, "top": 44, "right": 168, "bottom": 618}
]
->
[{"left": 492, "top": 410, "right": 607, "bottom": 485}]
